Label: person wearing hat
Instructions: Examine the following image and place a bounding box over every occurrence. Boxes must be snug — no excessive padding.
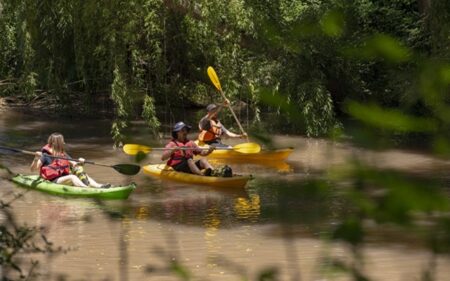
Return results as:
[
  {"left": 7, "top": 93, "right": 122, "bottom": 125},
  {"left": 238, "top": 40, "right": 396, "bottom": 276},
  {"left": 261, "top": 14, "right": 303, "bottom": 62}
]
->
[
  {"left": 198, "top": 101, "right": 247, "bottom": 147},
  {"left": 161, "top": 121, "right": 215, "bottom": 175}
]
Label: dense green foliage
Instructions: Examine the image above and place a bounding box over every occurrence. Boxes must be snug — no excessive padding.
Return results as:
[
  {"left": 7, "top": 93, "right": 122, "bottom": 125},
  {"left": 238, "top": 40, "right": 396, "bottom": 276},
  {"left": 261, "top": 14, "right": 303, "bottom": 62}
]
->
[{"left": 0, "top": 0, "right": 448, "bottom": 140}]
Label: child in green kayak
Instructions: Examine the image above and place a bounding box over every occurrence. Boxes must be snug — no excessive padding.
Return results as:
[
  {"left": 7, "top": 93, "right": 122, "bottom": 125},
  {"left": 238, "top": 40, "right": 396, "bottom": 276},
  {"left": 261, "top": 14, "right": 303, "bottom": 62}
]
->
[
  {"left": 30, "top": 132, "right": 110, "bottom": 188},
  {"left": 162, "top": 122, "right": 215, "bottom": 176},
  {"left": 198, "top": 101, "right": 247, "bottom": 147}
]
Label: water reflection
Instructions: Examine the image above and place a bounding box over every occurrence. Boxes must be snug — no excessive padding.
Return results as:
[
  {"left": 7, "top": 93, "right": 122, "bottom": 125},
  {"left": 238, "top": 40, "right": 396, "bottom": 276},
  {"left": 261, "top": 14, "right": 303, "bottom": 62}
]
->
[
  {"left": 234, "top": 195, "right": 261, "bottom": 222},
  {"left": 2, "top": 107, "right": 450, "bottom": 280},
  {"left": 204, "top": 205, "right": 221, "bottom": 269},
  {"left": 135, "top": 206, "right": 150, "bottom": 220}
]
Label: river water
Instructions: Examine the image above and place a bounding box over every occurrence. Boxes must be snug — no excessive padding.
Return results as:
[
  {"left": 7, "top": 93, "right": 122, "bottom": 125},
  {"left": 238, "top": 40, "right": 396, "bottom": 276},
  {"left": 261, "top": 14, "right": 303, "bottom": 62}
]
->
[{"left": 1, "top": 106, "right": 450, "bottom": 281}]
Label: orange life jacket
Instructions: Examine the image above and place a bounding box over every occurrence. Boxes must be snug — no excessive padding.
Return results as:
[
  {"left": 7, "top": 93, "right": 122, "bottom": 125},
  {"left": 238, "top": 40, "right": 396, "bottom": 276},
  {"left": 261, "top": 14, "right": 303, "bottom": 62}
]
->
[
  {"left": 40, "top": 144, "right": 71, "bottom": 181},
  {"left": 166, "top": 139, "right": 199, "bottom": 167},
  {"left": 198, "top": 119, "right": 222, "bottom": 142}
]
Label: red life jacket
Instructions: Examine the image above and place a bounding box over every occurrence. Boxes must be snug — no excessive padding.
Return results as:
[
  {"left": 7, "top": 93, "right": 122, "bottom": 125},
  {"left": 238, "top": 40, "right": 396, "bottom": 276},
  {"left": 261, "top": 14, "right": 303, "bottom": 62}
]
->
[
  {"left": 167, "top": 139, "right": 199, "bottom": 167},
  {"left": 40, "top": 144, "right": 71, "bottom": 181},
  {"left": 198, "top": 119, "right": 222, "bottom": 142}
]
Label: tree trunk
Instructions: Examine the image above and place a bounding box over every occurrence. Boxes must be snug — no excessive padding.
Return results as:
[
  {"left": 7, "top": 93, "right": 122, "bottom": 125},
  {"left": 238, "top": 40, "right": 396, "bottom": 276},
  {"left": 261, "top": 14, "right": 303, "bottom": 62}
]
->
[{"left": 419, "top": 0, "right": 431, "bottom": 15}]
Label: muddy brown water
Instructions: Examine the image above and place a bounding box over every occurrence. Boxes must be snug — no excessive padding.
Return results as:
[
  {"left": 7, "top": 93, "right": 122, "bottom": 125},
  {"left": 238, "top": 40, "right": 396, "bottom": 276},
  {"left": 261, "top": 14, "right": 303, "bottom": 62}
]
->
[{"left": 1, "top": 106, "right": 450, "bottom": 280}]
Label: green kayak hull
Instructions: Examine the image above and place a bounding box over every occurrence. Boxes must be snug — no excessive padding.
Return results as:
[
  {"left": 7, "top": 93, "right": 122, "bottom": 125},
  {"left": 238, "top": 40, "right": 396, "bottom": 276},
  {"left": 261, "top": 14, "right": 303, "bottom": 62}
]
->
[{"left": 12, "top": 174, "right": 136, "bottom": 200}]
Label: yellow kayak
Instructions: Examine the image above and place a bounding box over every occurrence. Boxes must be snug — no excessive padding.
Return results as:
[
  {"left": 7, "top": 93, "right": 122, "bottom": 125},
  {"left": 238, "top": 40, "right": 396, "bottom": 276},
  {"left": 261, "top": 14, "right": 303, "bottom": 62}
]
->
[
  {"left": 207, "top": 147, "right": 294, "bottom": 161},
  {"left": 143, "top": 164, "right": 251, "bottom": 188},
  {"left": 208, "top": 158, "right": 293, "bottom": 173}
]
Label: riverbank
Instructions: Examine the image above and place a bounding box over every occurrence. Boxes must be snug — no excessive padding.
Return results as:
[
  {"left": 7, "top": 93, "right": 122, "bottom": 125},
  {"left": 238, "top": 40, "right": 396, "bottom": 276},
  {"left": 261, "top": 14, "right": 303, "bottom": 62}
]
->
[
  {"left": 0, "top": 95, "right": 68, "bottom": 118},
  {"left": 0, "top": 94, "right": 134, "bottom": 119}
]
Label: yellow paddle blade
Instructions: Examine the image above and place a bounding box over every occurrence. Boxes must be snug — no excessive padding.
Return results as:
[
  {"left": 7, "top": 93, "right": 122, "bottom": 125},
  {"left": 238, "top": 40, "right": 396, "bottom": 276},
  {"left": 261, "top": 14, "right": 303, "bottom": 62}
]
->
[
  {"left": 123, "top": 144, "right": 152, "bottom": 155},
  {"left": 232, "top": 143, "right": 261, "bottom": 154},
  {"left": 207, "top": 66, "right": 222, "bottom": 91}
]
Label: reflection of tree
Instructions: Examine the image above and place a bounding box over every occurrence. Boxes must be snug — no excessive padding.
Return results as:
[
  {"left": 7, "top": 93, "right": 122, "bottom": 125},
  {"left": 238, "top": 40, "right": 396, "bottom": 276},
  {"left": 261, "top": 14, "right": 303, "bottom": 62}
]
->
[
  {"left": 135, "top": 206, "right": 150, "bottom": 220},
  {"left": 119, "top": 218, "right": 130, "bottom": 281},
  {"left": 204, "top": 205, "right": 221, "bottom": 270}
]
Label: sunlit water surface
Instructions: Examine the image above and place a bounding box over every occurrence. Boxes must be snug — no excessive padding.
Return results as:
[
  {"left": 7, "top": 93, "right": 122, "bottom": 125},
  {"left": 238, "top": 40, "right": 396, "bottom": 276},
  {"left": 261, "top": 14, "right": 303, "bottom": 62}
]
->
[{"left": 1, "top": 106, "right": 450, "bottom": 280}]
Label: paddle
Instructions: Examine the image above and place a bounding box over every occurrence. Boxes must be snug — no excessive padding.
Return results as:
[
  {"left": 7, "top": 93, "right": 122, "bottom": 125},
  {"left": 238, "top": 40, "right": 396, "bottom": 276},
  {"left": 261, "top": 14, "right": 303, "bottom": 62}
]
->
[
  {"left": 122, "top": 143, "right": 261, "bottom": 156},
  {"left": 0, "top": 145, "right": 140, "bottom": 176},
  {"left": 207, "top": 66, "right": 250, "bottom": 142}
]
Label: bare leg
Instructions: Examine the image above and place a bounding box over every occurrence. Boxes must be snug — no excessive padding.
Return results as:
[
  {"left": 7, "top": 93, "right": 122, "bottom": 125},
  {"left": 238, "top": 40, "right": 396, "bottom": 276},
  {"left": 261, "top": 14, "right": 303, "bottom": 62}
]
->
[
  {"left": 55, "top": 175, "right": 88, "bottom": 187},
  {"left": 187, "top": 159, "right": 203, "bottom": 175},
  {"left": 85, "top": 175, "right": 104, "bottom": 188}
]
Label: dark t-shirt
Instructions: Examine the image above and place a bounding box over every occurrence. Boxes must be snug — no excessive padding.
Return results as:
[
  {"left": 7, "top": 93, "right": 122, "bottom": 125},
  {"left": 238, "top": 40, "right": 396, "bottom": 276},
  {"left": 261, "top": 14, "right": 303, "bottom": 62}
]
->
[
  {"left": 199, "top": 116, "right": 211, "bottom": 131},
  {"left": 40, "top": 152, "right": 71, "bottom": 166}
]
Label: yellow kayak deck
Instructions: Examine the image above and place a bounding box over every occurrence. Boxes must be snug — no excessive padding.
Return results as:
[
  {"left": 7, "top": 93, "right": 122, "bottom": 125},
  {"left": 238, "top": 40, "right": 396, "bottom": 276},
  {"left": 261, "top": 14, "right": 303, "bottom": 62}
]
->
[{"left": 143, "top": 164, "right": 251, "bottom": 188}]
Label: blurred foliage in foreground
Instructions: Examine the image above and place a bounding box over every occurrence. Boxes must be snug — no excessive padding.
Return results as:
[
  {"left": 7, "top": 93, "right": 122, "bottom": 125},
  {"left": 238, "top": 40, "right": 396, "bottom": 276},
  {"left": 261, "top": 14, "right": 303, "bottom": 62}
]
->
[
  {"left": 0, "top": 179, "right": 65, "bottom": 280},
  {"left": 252, "top": 1, "right": 450, "bottom": 280}
]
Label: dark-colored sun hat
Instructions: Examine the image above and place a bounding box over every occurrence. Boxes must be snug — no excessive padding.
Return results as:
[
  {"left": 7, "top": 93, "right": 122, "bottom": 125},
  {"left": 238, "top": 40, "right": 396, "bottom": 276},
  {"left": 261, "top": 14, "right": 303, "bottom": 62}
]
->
[
  {"left": 172, "top": 121, "right": 192, "bottom": 138},
  {"left": 206, "top": 104, "right": 219, "bottom": 112}
]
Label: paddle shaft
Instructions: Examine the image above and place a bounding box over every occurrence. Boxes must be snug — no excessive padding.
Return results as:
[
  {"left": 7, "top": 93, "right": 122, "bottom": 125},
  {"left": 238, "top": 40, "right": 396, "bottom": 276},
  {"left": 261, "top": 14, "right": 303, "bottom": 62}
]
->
[
  {"left": 149, "top": 147, "right": 233, "bottom": 151},
  {"left": 208, "top": 67, "right": 249, "bottom": 142},
  {"left": 123, "top": 142, "right": 261, "bottom": 155},
  {"left": 0, "top": 146, "right": 114, "bottom": 168},
  {"left": 218, "top": 89, "right": 248, "bottom": 141}
]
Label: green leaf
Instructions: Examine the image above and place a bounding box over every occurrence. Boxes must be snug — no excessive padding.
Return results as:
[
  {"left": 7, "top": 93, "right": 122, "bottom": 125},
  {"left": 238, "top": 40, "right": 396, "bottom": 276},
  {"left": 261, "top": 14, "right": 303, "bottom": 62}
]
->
[
  {"left": 433, "top": 136, "right": 450, "bottom": 158},
  {"left": 134, "top": 151, "right": 148, "bottom": 163},
  {"left": 321, "top": 10, "right": 345, "bottom": 37},
  {"left": 344, "top": 34, "right": 411, "bottom": 63},
  {"left": 170, "top": 261, "right": 191, "bottom": 281},
  {"left": 346, "top": 101, "right": 438, "bottom": 132},
  {"left": 333, "top": 218, "right": 364, "bottom": 246},
  {"left": 258, "top": 267, "right": 279, "bottom": 281}
]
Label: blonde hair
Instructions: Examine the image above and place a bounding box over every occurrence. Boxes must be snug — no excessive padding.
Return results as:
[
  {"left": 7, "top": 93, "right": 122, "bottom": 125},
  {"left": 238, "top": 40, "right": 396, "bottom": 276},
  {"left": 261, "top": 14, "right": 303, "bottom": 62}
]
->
[{"left": 47, "top": 133, "right": 65, "bottom": 155}]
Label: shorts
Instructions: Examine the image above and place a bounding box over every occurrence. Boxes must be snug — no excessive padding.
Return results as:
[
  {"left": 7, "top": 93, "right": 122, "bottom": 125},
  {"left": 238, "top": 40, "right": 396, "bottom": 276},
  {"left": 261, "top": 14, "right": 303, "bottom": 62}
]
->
[{"left": 172, "top": 159, "right": 202, "bottom": 173}]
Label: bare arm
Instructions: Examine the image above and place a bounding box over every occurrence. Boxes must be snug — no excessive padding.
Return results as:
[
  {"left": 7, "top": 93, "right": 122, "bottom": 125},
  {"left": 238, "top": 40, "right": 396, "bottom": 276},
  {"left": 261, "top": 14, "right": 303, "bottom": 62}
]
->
[
  {"left": 222, "top": 126, "right": 247, "bottom": 138},
  {"left": 199, "top": 145, "right": 215, "bottom": 156},
  {"left": 161, "top": 148, "right": 177, "bottom": 161},
  {"left": 161, "top": 143, "right": 177, "bottom": 161},
  {"left": 30, "top": 152, "right": 42, "bottom": 172}
]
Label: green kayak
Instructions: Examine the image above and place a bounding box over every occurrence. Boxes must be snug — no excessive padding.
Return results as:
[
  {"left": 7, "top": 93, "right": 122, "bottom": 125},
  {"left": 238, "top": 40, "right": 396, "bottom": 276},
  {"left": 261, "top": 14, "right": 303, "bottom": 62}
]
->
[{"left": 12, "top": 174, "right": 136, "bottom": 200}]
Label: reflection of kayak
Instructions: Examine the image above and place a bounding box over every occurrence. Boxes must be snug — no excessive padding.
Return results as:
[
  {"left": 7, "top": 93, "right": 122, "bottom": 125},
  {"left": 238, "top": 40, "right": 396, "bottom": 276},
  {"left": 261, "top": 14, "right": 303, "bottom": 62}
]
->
[
  {"left": 206, "top": 147, "right": 294, "bottom": 162},
  {"left": 143, "top": 164, "right": 251, "bottom": 188},
  {"left": 12, "top": 174, "right": 136, "bottom": 200}
]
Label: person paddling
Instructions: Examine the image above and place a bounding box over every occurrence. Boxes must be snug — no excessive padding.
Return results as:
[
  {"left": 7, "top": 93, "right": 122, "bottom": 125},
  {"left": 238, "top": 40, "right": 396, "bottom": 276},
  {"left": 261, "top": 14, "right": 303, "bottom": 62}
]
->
[
  {"left": 161, "top": 122, "right": 215, "bottom": 176},
  {"left": 30, "top": 133, "right": 110, "bottom": 188},
  {"left": 198, "top": 101, "right": 247, "bottom": 147}
]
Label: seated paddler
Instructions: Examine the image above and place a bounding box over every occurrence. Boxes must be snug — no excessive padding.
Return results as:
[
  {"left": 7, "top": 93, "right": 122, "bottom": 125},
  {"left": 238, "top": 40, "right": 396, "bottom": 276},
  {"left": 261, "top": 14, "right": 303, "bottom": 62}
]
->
[
  {"left": 30, "top": 132, "right": 110, "bottom": 188},
  {"left": 198, "top": 102, "right": 247, "bottom": 148},
  {"left": 161, "top": 122, "right": 215, "bottom": 176}
]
